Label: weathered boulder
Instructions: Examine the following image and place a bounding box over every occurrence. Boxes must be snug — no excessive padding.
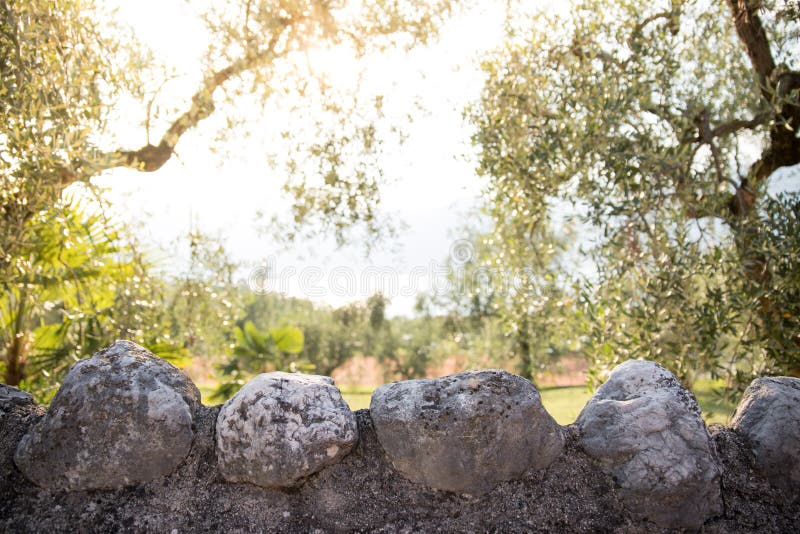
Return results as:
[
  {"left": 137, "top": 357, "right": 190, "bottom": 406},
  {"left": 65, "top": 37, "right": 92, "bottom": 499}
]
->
[
  {"left": 216, "top": 372, "right": 358, "bottom": 488},
  {"left": 370, "top": 369, "right": 564, "bottom": 496},
  {"left": 0, "top": 384, "right": 34, "bottom": 413},
  {"left": 730, "top": 376, "right": 800, "bottom": 494},
  {"left": 575, "top": 359, "right": 722, "bottom": 529},
  {"left": 14, "top": 340, "right": 201, "bottom": 491}
]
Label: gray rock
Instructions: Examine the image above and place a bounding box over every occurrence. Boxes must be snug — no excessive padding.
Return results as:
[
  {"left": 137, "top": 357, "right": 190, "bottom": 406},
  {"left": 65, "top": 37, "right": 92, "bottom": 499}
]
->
[
  {"left": 3, "top": 405, "right": 800, "bottom": 532},
  {"left": 370, "top": 369, "right": 564, "bottom": 496},
  {"left": 14, "top": 340, "right": 201, "bottom": 491},
  {"left": 216, "top": 372, "right": 358, "bottom": 488},
  {"left": 575, "top": 359, "right": 722, "bottom": 528},
  {"left": 0, "top": 384, "right": 34, "bottom": 412},
  {"left": 730, "top": 376, "right": 800, "bottom": 494}
]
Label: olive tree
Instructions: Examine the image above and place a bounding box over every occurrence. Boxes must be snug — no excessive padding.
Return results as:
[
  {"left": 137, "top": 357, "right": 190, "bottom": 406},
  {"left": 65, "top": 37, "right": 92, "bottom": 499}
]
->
[
  {"left": 471, "top": 0, "right": 799, "bottom": 387},
  {"left": 1, "top": 0, "right": 458, "bottom": 387}
]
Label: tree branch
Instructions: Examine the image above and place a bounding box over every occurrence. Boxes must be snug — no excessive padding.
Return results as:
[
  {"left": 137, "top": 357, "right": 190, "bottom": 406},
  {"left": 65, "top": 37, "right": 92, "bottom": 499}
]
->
[
  {"left": 711, "top": 111, "right": 771, "bottom": 138},
  {"left": 570, "top": 41, "right": 625, "bottom": 70},
  {"left": 629, "top": 10, "right": 679, "bottom": 45},
  {"left": 693, "top": 109, "right": 729, "bottom": 184},
  {"left": 682, "top": 110, "right": 771, "bottom": 144},
  {"left": 55, "top": 19, "right": 292, "bottom": 183},
  {"left": 725, "top": 0, "right": 776, "bottom": 99},
  {"left": 687, "top": 3, "right": 800, "bottom": 220}
]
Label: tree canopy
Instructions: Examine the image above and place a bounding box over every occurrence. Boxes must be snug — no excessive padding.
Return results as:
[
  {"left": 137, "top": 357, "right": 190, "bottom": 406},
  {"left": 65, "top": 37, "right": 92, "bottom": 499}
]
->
[
  {"left": 1, "top": 0, "right": 458, "bottom": 254},
  {"left": 471, "top": 0, "right": 799, "bottom": 387},
  {"left": 0, "top": 0, "right": 458, "bottom": 390}
]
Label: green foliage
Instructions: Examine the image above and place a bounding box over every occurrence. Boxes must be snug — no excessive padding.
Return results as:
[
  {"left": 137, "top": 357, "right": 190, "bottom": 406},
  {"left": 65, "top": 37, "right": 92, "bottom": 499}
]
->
[
  {"left": 0, "top": 0, "right": 143, "bottom": 265},
  {"left": 0, "top": 0, "right": 469, "bottom": 261},
  {"left": 730, "top": 194, "right": 800, "bottom": 377},
  {"left": 0, "top": 0, "right": 467, "bottom": 396},
  {"left": 164, "top": 0, "right": 459, "bottom": 246},
  {"left": 378, "top": 311, "right": 438, "bottom": 380},
  {"left": 0, "top": 198, "right": 120, "bottom": 390},
  {"left": 163, "top": 230, "right": 240, "bottom": 357},
  {"left": 249, "top": 0, "right": 458, "bottom": 245},
  {"left": 435, "top": 226, "right": 584, "bottom": 380},
  {"left": 11, "top": 0, "right": 798, "bottom": 402},
  {"left": 238, "top": 293, "right": 365, "bottom": 376},
  {"left": 581, "top": 220, "right": 733, "bottom": 387},
  {"left": 0, "top": 195, "right": 183, "bottom": 398},
  {"left": 0, "top": 0, "right": 163, "bottom": 397},
  {"left": 234, "top": 291, "right": 461, "bottom": 383},
  {"left": 582, "top": 195, "right": 799, "bottom": 390},
  {"left": 0, "top": 192, "right": 256, "bottom": 399},
  {"left": 470, "top": 0, "right": 800, "bottom": 391},
  {"left": 213, "top": 321, "right": 305, "bottom": 401}
]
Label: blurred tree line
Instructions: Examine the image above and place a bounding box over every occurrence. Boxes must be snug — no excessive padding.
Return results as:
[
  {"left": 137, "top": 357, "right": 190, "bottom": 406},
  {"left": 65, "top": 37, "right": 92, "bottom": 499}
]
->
[
  {"left": 0, "top": 180, "right": 585, "bottom": 401},
  {"left": 1, "top": 202, "right": 562, "bottom": 402}
]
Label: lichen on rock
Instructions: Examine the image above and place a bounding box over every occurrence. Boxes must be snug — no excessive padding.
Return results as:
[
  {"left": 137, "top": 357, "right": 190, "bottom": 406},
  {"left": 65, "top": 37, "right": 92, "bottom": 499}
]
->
[
  {"left": 13, "top": 340, "right": 201, "bottom": 491},
  {"left": 370, "top": 369, "right": 564, "bottom": 496},
  {"left": 215, "top": 372, "right": 358, "bottom": 488}
]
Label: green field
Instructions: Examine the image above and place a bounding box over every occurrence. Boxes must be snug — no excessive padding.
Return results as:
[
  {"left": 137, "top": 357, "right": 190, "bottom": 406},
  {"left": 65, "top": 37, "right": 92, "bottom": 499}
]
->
[
  {"left": 341, "top": 379, "right": 737, "bottom": 426},
  {"left": 200, "top": 379, "right": 737, "bottom": 426},
  {"left": 538, "top": 386, "right": 593, "bottom": 425},
  {"left": 690, "top": 379, "right": 739, "bottom": 425}
]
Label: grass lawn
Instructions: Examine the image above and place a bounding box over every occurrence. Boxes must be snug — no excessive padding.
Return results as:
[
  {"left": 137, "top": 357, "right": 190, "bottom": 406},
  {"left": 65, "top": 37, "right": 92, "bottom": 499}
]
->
[
  {"left": 341, "top": 379, "right": 738, "bottom": 426},
  {"left": 691, "top": 379, "right": 739, "bottom": 425},
  {"left": 196, "top": 381, "right": 222, "bottom": 405},
  {"left": 199, "top": 382, "right": 376, "bottom": 408},
  {"left": 340, "top": 385, "right": 374, "bottom": 411},
  {"left": 539, "top": 386, "right": 593, "bottom": 425}
]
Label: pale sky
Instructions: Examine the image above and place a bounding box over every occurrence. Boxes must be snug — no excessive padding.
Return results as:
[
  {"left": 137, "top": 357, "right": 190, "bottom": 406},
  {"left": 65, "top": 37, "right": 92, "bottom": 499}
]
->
[{"left": 94, "top": 0, "right": 525, "bottom": 316}]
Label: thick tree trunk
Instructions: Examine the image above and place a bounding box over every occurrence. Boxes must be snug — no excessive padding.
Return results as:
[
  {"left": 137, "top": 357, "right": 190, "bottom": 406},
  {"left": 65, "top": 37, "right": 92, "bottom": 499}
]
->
[
  {"left": 715, "top": 1, "right": 800, "bottom": 368},
  {"left": 722, "top": 0, "right": 800, "bottom": 270},
  {"left": 723, "top": 0, "right": 800, "bottom": 218}
]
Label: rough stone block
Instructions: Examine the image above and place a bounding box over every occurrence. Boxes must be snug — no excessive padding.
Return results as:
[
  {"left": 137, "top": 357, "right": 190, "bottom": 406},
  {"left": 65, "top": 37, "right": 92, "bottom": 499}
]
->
[
  {"left": 575, "top": 359, "right": 722, "bottom": 529},
  {"left": 13, "top": 340, "right": 201, "bottom": 490},
  {"left": 370, "top": 369, "right": 564, "bottom": 495},
  {"left": 730, "top": 376, "right": 800, "bottom": 494},
  {"left": 0, "top": 384, "right": 34, "bottom": 413},
  {"left": 216, "top": 372, "right": 358, "bottom": 488}
]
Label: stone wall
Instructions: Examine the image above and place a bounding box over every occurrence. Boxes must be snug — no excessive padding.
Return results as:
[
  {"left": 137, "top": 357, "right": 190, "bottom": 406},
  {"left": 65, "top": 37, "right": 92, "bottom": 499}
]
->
[{"left": 1, "top": 340, "right": 798, "bottom": 532}]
